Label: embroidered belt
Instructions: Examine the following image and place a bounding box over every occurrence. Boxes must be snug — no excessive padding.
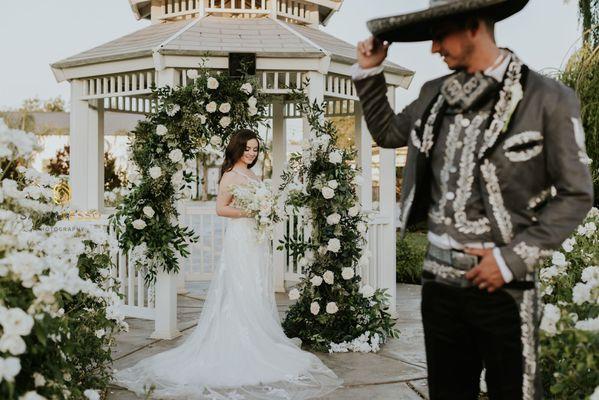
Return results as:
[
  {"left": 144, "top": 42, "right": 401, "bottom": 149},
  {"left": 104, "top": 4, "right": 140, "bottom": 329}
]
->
[{"left": 423, "top": 243, "right": 534, "bottom": 290}]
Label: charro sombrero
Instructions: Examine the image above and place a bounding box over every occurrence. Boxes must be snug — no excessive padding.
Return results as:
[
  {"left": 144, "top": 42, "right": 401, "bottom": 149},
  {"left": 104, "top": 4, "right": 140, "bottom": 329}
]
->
[{"left": 367, "top": 0, "right": 530, "bottom": 43}]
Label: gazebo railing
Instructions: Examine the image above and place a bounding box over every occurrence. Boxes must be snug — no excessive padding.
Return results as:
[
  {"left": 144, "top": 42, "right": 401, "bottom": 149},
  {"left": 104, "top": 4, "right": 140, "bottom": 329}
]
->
[{"left": 81, "top": 70, "right": 156, "bottom": 101}]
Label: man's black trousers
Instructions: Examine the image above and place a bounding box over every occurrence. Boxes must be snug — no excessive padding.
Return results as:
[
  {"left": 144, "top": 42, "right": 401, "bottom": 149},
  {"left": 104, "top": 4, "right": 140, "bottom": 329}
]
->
[{"left": 421, "top": 279, "right": 525, "bottom": 400}]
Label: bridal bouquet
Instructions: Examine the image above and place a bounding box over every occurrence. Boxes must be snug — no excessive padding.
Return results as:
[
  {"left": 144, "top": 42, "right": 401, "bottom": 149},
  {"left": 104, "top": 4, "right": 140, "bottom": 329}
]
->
[{"left": 229, "top": 179, "right": 279, "bottom": 242}]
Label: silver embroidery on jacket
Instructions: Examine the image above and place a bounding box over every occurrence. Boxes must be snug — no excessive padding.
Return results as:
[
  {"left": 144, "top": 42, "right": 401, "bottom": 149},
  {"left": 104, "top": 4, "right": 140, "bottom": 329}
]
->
[
  {"left": 512, "top": 241, "right": 553, "bottom": 272},
  {"left": 478, "top": 57, "right": 524, "bottom": 158},
  {"left": 453, "top": 114, "right": 492, "bottom": 235},
  {"left": 423, "top": 259, "right": 466, "bottom": 279},
  {"left": 429, "top": 116, "right": 462, "bottom": 225},
  {"left": 480, "top": 159, "right": 513, "bottom": 243},
  {"left": 527, "top": 187, "right": 554, "bottom": 210},
  {"left": 571, "top": 117, "right": 592, "bottom": 165},
  {"left": 421, "top": 95, "right": 445, "bottom": 156},
  {"left": 520, "top": 282, "right": 536, "bottom": 400},
  {"left": 503, "top": 130, "right": 543, "bottom": 149},
  {"left": 505, "top": 145, "right": 543, "bottom": 162},
  {"left": 503, "top": 130, "right": 544, "bottom": 162}
]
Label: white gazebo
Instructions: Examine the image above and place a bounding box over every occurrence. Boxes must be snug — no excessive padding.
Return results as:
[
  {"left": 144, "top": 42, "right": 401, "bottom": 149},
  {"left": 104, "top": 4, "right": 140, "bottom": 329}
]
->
[{"left": 51, "top": 0, "right": 414, "bottom": 339}]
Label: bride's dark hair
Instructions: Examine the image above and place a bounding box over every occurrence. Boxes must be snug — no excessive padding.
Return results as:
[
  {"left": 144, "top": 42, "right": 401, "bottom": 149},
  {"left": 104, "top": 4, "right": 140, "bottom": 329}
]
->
[{"left": 219, "top": 129, "right": 261, "bottom": 182}]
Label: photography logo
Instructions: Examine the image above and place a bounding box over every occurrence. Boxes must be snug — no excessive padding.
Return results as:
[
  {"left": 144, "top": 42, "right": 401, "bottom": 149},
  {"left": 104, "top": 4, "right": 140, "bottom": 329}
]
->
[{"left": 52, "top": 181, "right": 71, "bottom": 206}]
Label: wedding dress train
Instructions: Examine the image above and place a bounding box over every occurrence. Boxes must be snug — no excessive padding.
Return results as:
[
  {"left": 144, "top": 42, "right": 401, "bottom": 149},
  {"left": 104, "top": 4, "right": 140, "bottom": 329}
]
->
[{"left": 114, "top": 215, "right": 342, "bottom": 399}]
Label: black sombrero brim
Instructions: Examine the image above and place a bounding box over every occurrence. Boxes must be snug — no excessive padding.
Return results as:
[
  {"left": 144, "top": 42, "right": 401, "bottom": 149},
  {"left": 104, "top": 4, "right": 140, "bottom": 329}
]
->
[{"left": 367, "top": 0, "right": 530, "bottom": 43}]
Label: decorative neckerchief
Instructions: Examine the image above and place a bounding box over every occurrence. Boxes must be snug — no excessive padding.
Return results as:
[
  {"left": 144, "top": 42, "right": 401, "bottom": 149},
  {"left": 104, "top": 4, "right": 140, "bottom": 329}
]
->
[
  {"left": 413, "top": 52, "right": 525, "bottom": 158},
  {"left": 440, "top": 71, "right": 499, "bottom": 113}
]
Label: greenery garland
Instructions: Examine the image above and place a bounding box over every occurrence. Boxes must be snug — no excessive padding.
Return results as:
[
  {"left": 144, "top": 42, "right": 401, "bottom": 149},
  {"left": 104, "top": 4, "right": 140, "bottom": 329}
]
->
[
  {"left": 109, "top": 67, "right": 269, "bottom": 284},
  {"left": 278, "top": 91, "right": 399, "bottom": 353}
]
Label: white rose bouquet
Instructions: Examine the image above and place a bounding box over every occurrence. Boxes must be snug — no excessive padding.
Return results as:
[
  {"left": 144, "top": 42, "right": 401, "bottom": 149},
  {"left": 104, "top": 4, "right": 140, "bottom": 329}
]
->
[{"left": 229, "top": 180, "right": 280, "bottom": 242}]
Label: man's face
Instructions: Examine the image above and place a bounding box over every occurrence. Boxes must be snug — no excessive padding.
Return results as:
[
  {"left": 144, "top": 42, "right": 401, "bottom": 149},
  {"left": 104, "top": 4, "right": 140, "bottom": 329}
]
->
[{"left": 430, "top": 22, "right": 476, "bottom": 70}]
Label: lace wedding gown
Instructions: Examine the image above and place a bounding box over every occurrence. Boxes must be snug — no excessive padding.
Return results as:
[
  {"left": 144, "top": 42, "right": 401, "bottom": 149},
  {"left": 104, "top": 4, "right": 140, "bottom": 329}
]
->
[{"left": 114, "top": 173, "right": 342, "bottom": 399}]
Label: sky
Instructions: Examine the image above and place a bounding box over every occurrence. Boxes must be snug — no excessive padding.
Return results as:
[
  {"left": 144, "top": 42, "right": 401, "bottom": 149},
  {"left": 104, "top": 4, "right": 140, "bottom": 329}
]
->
[{"left": 0, "top": 0, "right": 584, "bottom": 111}]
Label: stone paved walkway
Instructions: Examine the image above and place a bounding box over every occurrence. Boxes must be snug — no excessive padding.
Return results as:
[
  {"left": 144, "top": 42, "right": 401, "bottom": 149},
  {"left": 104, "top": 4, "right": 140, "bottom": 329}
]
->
[{"left": 108, "top": 283, "right": 429, "bottom": 400}]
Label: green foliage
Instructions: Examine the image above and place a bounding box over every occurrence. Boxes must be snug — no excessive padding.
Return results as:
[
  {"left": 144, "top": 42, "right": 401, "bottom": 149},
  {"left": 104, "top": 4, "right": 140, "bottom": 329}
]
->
[
  {"left": 396, "top": 231, "right": 427, "bottom": 284},
  {"left": 559, "top": 44, "right": 599, "bottom": 205},
  {"left": 109, "top": 66, "right": 269, "bottom": 284},
  {"left": 278, "top": 90, "right": 398, "bottom": 352},
  {"left": 538, "top": 208, "right": 599, "bottom": 399}
]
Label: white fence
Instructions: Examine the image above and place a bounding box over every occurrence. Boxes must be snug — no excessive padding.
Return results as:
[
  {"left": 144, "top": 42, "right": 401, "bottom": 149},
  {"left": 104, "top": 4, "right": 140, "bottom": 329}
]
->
[{"left": 101, "top": 201, "right": 395, "bottom": 336}]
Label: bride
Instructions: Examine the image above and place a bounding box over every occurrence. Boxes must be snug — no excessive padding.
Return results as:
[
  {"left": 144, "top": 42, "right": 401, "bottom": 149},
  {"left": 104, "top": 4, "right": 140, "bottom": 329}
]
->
[{"left": 114, "top": 129, "right": 343, "bottom": 399}]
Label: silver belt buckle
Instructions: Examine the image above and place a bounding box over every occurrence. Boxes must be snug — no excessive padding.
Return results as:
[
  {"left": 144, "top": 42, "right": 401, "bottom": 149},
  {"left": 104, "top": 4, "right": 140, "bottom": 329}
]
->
[{"left": 451, "top": 251, "right": 479, "bottom": 271}]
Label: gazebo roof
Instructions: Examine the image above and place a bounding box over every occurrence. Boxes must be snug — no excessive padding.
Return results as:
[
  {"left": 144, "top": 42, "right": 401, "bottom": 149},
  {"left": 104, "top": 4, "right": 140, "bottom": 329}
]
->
[{"left": 50, "top": 16, "right": 412, "bottom": 77}]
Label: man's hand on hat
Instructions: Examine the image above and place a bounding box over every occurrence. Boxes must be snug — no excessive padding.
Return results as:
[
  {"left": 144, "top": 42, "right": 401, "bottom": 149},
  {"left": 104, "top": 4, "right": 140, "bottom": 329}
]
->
[
  {"left": 463, "top": 248, "right": 506, "bottom": 292},
  {"left": 357, "top": 36, "right": 390, "bottom": 69}
]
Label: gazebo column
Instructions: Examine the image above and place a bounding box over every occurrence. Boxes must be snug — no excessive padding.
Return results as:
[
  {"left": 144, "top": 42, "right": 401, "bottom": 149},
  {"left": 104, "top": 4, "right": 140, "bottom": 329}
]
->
[
  {"left": 271, "top": 99, "right": 287, "bottom": 292},
  {"left": 69, "top": 80, "right": 104, "bottom": 213},
  {"left": 151, "top": 67, "right": 182, "bottom": 340},
  {"left": 378, "top": 85, "right": 398, "bottom": 317},
  {"left": 354, "top": 103, "right": 372, "bottom": 211}
]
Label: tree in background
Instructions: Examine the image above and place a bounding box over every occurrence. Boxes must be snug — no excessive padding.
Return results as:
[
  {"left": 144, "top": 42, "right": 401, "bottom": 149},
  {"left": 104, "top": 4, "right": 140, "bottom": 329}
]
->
[
  {"left": 561, "top": 0, "right": 598, "bottom": 204},
  {"left": 0, "top": 96, "right": 66, "bottom": 132},
  {"left": 46, "top": 144, "right": 127, "bottom": 191}
]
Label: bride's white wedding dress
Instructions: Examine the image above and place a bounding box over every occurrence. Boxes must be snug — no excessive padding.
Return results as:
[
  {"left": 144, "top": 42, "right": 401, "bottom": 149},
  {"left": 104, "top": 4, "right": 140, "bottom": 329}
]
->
[{"left": 114, "top": 173, "right": 342, "bottom": 399}]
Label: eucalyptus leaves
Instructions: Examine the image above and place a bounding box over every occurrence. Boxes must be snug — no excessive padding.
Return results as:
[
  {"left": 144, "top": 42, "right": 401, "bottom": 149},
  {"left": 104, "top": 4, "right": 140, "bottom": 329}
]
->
[
  {"left": 278, "top": 92, "right": 398, "bottom": 353},
  {"left": 109, "top": 68, "right": 268, "bottom": 284}
]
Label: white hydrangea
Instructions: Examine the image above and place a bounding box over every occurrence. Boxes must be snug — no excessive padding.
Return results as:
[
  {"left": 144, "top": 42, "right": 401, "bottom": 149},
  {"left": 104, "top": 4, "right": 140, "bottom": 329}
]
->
[
  {"left": 562, "top": 237, "right": 576, "bottom": 253},
  {"left": 0, "top": 307, "right": 34, "bottom": 336},
  {"left": 551, "top": 252, "right": 568, "bottom": 267},
  {"left": 575, "top": 317, "right": 599, "bottom": 332},
  {"left": 540, "top": 303, "right": 561, "bottom": 336},
  {"left": 326, "top": 302, "right": 338, "bottom": 314},
  {"left": 326, "top": 238, "right": 341, "bottom": 253},
  {"left": 310, "top": 302, "right": 320, "bottom": 315},
  {"left": 323, "top": 270, "right": 334, "bottom": 285},
  {"left": 207, "top": 77, "right": 219, "bottom": 90},
  {"left": 572, "top": 282, "right": 593, "bottom": 305},
  {"left": 156, "top": 124, "right": 168, "bottom": 136},
  {"left": 341, "top": 267, "right": 355, "bottom": 280},
  {"left": 581, "top": 266, "right": 599, "bottom": 285}
]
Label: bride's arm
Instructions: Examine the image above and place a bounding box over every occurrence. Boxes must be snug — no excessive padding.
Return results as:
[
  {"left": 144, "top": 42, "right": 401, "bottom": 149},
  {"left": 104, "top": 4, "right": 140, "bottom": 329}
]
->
[{"left": 216, "top": 173, "right": 251, "bottom": 218}]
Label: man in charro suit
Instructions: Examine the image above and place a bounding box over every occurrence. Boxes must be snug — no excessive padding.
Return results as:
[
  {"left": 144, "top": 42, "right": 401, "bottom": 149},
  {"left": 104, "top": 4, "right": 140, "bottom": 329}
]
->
[{"left": 351, "top": 0, "right": 594, "bottom": 399}]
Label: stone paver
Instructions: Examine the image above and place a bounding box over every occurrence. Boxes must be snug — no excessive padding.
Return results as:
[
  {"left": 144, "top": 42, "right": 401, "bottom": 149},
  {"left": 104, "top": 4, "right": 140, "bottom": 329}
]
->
[{"left": 109, "top": 283, "right": 429, "bottom": 399}]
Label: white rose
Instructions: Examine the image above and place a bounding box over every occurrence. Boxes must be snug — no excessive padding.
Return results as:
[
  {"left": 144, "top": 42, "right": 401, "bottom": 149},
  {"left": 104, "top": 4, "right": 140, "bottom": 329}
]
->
[
  {"left": 156, "top": 124, "right": 168, "bottom": 136},
  {"left": 310, "top": 275, "right": 323, "bottom": 287},
  {"left": 326, "top": 213, "right": 341, "bottom": 225},
  {"left": 241, "top": 82, "right": 253, "bottom": 94},
  {"left": 326, "top": 302, "right": 339, "bottom": 314},
  {"left": 348, "top": 205, "right": 360, "bottom": 217},
  {"left": 562, "top": 238, "right": 576, "bottom": 253},
  {"left": 584, "top": 222, "right": 597, "bottom": 237},
  {"left": 359, "top": 284, "right": 375, "bottom": 298},
  {"left": 149, "top": 166, "right": 162, "bottom": 179},
  {"left": 552, "top": 252, "right": 568, "bottom": 267},
  {"left": 207, "top": 77, "right": 219, "bottom": 90},
  {"left": 1, "top": 308, "right": 34, "bottom": 336},
  {"left": 33, "top": 372, "right": 46, "bottom": 387},
  {"left": 321, "top": 187, "right": 335, "bottom": 199},
  {"left": 0, "top": 334, "right": 26, "bottom": 355},
  {"left": 575, "top": 317, "right": 599, "bottom": 332},
  {"left": 540, "top": 303, "right": 561, "bottom": 336},
  {"left": 206, "top": 101, "right": 217, "bottom": 113},
  {"left": 323, "top": 270, "right": 335, "bottom": 285},
  {"left": 219, "top": 103, "right": 231, "bottom": 113},
  {"left": 288, "top": 288, "right": 300, "bottom": 301},
  {"left": 83, "top": 390, "right": 100, "bottom": 400},
  {"left": 248, "top": 106, "right": 258, "bottom": 116},
  {"left": 0, "top": 356, "right": 21, "bottom": 382},
  {"left": 196, "top": 114, "right": 207, "bottom": 124},
  {"left": 94, "top": 329, "right": 106, "bottom": 338},
  {"left": 166, "top": 104, "right": 180, "bottom": 116},
  {"left": 328, "top": 150, "right": 343, "bottom": 164},
  {"left": 168, "top": 149, "right": 183, "bottom": 163},
  {"left": 18, "top": 391, "right": 47, "bottom": 400},
  {"left": 186, "top": 69, "right": 198, "bottom": 79},
  {"left": 219, "top": 116, "right": 231, "bottom": 128},
  {"left": 310, "top": 302, "right": 320, "bottom": 315},
  {"left": 327, "top": 180, "right": 338, "bottom": 189},
  {"left": 357, "top": 222, "right": 367, "bottom": 234},
  {"left": 572, "top": 282, "right": 592, "bottom": 305},
  {"left": 581, "top": 266, "right": 599, "bottom": 284},
  {"left": 341, "top": 267, "right": 355, "bottom": 280},
  {"left": 132, "top": 219, "right": 146, "bottom": 230},
  {"left": 326, "top": 238, "right": 341, "bottom": 253},
  {"left": 209, "top": 135, "right": 222, "bottom": 147}
]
